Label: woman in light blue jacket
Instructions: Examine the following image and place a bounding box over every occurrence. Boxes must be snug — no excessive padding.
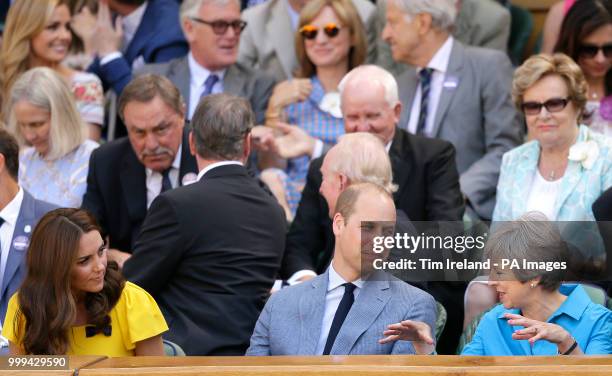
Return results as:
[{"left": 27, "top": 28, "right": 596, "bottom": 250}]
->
[{"left": 493, "top": 53, "right": 612, "bottom": 222}]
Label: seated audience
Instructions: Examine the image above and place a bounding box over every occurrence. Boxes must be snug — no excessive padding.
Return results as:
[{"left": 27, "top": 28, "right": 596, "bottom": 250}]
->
[
  {"left": 247, "top": 182, "right": 437, "bottom": 355},
  {"left": 123, "top": 94, "right": 286, "bottom": 355},
  {"left": 238, "top": 0, "right": 378, "bottom": 82},
  {"left": 7, "top": 67, "right": 98, "bottom": 208},
  {"left": 2, "top": 208, "right": 167, "bottom": 356},
  {"left": 71, "top": 0, "right": 188, "bottom": 96},
  {"left": 137, "top": 0, "right": 275, "bottom": 124},
  {"left": 376, "top": 0, "right": 511, "bottom": 76},
  {"left": 278, "top": 65, "right": 464, "bottom": 353},
  {"left": 81, "top": 74, "right": 197, "bottom": 267},
  {"left": 280, "top": 65, "right": 464, "bottom": 275},
  {"left": 554, "top": 0, "right": 612, "bottom": 135},
  {"left": 0, "top": 0, "right": 103, "bottom": 139},
  {"left": 384, "top": 0, "right": 522, "bottom": 221},
  {"left": 462, "top": 212, "right": 612, "bottom": 355},
  {"left": 494, "top": 53, "right": 612, "bottom": 222},
  {"left": 259, "top": 0, "right": 367, "bottom": 219},
  {"left": 467, "top": 53, "right": 612, "bottom": 330},
  {"left": 0, "top": 128, "right": 56, "bottom": 325}
]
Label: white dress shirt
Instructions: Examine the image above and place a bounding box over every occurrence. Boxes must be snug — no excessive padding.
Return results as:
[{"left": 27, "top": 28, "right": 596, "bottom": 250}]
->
[
  {"left": 315, "top": 264, "right": 364, "bottom": 355},
  {"left": 100, "top": 1, "right": 148, "bottom": 66},
  {"left": 0, "top": 188, "right": 24, "bottom": 293},
  {"left": 197, "top": 161, "right": 243, "bottom": 181},
  {"left": 406, "top": 37, "right": 454, "bottom": 137},
  {"left": 187, "top": 53, "right": 226, "bottom": 120},
  {"left": 145, "top": 145, "right": 182, "bottom": 208}
]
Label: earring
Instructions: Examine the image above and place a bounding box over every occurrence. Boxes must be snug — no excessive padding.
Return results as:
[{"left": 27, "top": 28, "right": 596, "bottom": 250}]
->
[{"left": 530, "top": 282, "right": 536, "bottom": 288}]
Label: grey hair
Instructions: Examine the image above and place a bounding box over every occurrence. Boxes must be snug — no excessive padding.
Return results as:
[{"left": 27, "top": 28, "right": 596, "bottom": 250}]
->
[
  {"left": 328, "top": 132, "right": 398, "bottom": 194},
  {"left": 486, "top": 212, "right": 567, "bottom": 291},
  {"left": 179, "top": 0, "right": 240, "bottom": 23},
  {"left": 191, "top": 93, "right": 253, "bottom": 161},
  {"left": 386, "top": 0, "right": 457, "bottom": 31},
  {"left": 338, "top": 65, "right": 399, "bottom": 109},
  {"left": 7, "top": 67, "right": 87, "bottom": 161}
]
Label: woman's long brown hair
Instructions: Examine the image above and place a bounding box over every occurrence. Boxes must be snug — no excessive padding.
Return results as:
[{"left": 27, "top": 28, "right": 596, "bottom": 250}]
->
[{"left": 15, "top": 208, "right": 124, "bottom": 355}]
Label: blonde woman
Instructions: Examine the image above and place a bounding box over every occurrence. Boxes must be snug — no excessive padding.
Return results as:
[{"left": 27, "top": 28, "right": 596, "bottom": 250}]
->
[
  {"left": 0, "top": 0, "right": 103, "bottom": 140},
  {"left": 7, "top": 67, "right": 98, "bottom": 207}
]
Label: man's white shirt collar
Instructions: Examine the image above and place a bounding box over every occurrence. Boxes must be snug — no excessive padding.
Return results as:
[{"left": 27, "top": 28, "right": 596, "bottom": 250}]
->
[
  {"left": 188, "top": 52, "right": 226, "bottom": 89},
  {"left": 197, "top": 161, "right": 243, "bottom": 181},
  {"left": 327, "top": 263, "right": 364, "bottom": 292},
  {"left": 0, "top": 187, "right": 23, "bottom": 227},
  {"left": 418, "top": 36, "right": 453, "bottom": 74}
]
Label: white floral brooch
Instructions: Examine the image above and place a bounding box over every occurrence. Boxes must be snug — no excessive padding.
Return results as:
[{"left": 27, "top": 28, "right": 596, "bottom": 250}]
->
[
  {"left": 319, "top": 92, "right": 343, "bottom": 119},
  {"left": 568, "top": 140, "right": 599, "bottom": 169}
]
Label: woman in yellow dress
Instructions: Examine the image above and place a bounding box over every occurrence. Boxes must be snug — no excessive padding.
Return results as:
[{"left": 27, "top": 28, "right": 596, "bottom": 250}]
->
[{"left": 2, "top": 208, "right": 168, "bottom": 356}]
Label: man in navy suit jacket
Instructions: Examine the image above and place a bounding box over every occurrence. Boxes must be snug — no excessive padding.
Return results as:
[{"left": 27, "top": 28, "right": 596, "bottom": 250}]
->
[
  {"left": 0, "top": 129, "right": 55, "bottom": 323},
  {"left": 74, "top": 0, "right": 188, "bottom": 95}
]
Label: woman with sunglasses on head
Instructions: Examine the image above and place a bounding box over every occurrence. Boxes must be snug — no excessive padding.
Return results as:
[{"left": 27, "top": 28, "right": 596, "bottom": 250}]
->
[
  {"left": 554, "top": 0, "right": 612, "bottom": 135},
  {"left": 0, "top": 0, "right": 104, "bottom": 140},
  {"left": 2, "top": 208, "right": 168, "bottom": 356},
  {"left": 259, "top": 0, "right": 367, "bottom": 221}
]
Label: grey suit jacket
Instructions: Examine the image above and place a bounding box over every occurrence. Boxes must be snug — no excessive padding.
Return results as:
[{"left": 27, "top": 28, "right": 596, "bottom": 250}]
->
[
  {"left": 246, "top": 270, "right": 437, "bottom": 355},
  {"left": 397, "top": 41, "right": 522, "bottom": 220},
  {"left": 137, "top": 56, "right": 276, "bottom": 124},
  {"left": 376, "top": 0, "right": 511, "bottom": 76},
  {"left": 0, "top": 190, "right": 56, "bottom": 321},
  {"left": 239, "top": 0, "right": 379, "bottom": 82}
]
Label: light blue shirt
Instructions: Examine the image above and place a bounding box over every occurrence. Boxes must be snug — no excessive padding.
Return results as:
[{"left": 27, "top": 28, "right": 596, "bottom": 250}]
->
[
  {"left": 315, "top": 264, "right": 364, "bottom": 355},
  {"left": 19, "top": 140, "right": 98, "bottom": 208},
  {"left": 462, "top": 284, "right": 612, "bottom": 355}
]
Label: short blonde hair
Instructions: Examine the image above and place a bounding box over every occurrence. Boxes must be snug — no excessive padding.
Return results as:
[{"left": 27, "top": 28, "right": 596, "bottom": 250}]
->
[
  {"left": 335, "top": 182, "right": 394, "bottom": 220},
  {"left": 512, "top": 53, "right": 588, "bottom": 119},
  {"left": 328, "top": 132, "right": 397, "bottom": 194},
  {"left": 295, "top": 0, "right": 367, "bottom": 78},
  {"left": 8, "top": 67, "right": 87, "bottom": 160},
  {"left": 0, "top": 0, "right": 64, "bottom": 118}
]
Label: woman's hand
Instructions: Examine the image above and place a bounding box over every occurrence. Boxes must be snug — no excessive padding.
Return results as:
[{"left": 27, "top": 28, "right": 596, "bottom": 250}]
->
[
  {"left": 504, "top": 313, "right": 582, "bottom": 354},
  {"left": 266, "top": 79, "right": 313, "bottom": 122},
  {"left": 379, "top": 320, "right": 435, "bottom": 355}
]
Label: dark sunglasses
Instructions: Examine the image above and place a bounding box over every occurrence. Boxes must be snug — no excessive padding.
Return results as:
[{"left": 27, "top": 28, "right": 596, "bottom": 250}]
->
[
  {"left": 189, "top": 17, "right": 247, "bottom": 35},
  {"left": 299, "top": 23, "right": 341, "bottom": 40},
  {"left": 578, "top": 43, "right": 612, "bottom": 59},
  {"left": 522, "top": 97, "right": 570, "bottom": 115}
]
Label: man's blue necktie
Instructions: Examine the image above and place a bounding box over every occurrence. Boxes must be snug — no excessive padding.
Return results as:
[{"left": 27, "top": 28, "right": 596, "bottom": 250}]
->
[
  {"left": 416, "top": 68, "right": 434, "bottom": 135},
  {"left": 200, "top": 74, "right": 220, "bottom": 100},
  {"left": 323, "top": 283, "right": 356, "bottom": 355}
]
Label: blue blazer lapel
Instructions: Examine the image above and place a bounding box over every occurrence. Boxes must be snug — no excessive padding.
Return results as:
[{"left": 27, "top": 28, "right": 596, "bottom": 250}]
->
[
  {"left": 330, "top": 278, "right": 391, "bottom": 355},
  {"left": 1, "top": 191, "right": 35, "bottom": 298},
  {"left": 298, "top": 273, "right": 328, "bottom": 355},
  {"left": 431, "top": 42, "right": 463, "bottom": 138},
  {"left": 124, "top": 5, "right": 156, "bottom": 63}
]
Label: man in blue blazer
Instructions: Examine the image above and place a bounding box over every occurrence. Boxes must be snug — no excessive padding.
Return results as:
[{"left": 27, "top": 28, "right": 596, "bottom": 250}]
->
[
  {"left": 247, "top": 183, "right": 437, "bottom": 356},
  {"left": 74, "top": 0, "right": 188, "bottom": 95},
  {"left": 0, "top": 129, "right": 56, "bottom": 323}
]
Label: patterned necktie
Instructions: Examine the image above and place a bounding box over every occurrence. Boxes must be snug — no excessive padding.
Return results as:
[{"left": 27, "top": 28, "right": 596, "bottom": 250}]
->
[
  {"left": 323, "top": 283, "right": 357, "bottom": 355},
  {"left": 200, "top": 74, "right": 220, "bottom": 100},
  {"left": 416, "top": 68, "right": 434, "bottom": 135},
  {"left": 161, "top": 169, "right": 172, "bottom": 193}
]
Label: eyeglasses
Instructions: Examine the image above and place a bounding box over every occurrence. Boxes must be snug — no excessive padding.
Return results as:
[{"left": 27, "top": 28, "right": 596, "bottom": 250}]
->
[
  {"left": 578, "top": 43, "right": 612, "bottom": 59},
  {"left": 189, "top": 17, "right": 247, "bottom": 35},
  {"left": 521, "top": 97, "right": 570, "bottom": 115},
  {"left": 299, "top": 23, "right": 342, "bottom": 40}
]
